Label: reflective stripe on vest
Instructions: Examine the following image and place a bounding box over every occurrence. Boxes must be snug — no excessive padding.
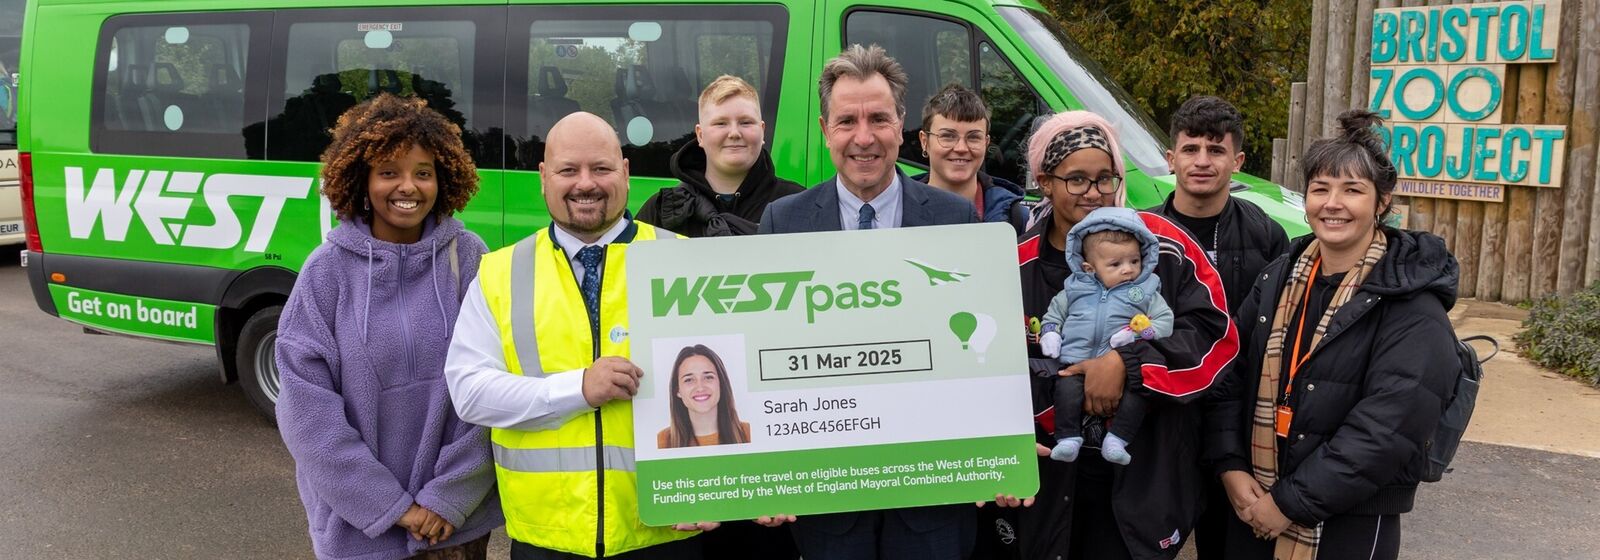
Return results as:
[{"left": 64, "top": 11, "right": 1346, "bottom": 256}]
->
[
  {"left": 494, "top": 444, "right": 636, "bottom": 473},
  {"left": 481, "top": 223, "right": 688, "bottom": 557},
  {"left": 509, "top": 237, "right": 541, "bottom": 378}
]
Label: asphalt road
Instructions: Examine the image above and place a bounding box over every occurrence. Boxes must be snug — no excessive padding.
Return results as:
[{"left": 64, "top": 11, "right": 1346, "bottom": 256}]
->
[
  {"left": 0, "top": 249, "right": 1594, "bottom": 559},
  {"left": 0, "top": 247, "right": 312, "bottom": 558}
]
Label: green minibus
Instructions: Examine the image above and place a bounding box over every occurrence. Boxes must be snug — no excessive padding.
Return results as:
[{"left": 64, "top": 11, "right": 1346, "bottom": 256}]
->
[{"left": 18, "top": 0, "right": 1309, "bottom": 419}]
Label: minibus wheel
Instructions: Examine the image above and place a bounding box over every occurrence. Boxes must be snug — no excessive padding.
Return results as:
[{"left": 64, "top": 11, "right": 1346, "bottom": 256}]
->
[{"left": 237, "top": 305, "right": 283, "bottom": 423}]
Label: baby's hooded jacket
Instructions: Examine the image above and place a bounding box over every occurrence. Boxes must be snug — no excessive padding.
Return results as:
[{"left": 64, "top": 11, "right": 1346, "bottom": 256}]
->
[{"left": 1041, "top": 207, "right": 1174, "bottom": 364}]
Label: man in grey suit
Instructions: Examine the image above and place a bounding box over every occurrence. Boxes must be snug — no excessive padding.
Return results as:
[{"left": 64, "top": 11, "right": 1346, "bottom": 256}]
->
[{"left": 756, "top": 44, "right": 979, "bottom": 560}]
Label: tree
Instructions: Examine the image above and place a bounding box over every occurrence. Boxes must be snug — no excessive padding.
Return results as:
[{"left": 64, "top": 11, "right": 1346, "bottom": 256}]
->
[{"left": 1049, "top": 0, "right": 1309, "bottom": 176}]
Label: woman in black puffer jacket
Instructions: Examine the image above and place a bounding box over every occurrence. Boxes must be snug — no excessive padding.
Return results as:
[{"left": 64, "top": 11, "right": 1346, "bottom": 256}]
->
[{"left": 1204, "top": 110, "right": 1460, "bottom": 560}]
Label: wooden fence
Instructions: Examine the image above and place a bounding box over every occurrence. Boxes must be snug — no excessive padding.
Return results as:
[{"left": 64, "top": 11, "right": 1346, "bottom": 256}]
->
[{"left": 1270, "top": 0, "right": 1600, "bottom": 302}]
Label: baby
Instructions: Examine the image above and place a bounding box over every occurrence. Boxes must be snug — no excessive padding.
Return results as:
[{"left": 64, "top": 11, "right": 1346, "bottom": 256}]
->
[{"left": 1039, "top": 207, "right": 1174, "bottom": 465}]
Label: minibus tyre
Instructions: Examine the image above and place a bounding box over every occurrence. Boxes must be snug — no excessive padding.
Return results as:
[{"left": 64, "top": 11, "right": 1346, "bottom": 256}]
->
[{"left": 237, "top": 305, "right": 283, "bottom": 424}]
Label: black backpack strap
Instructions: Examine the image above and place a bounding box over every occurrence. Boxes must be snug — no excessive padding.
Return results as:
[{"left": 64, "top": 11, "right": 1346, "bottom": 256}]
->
[{"left": 1460, "top": 335, "right": 1499, "bottom": 364}]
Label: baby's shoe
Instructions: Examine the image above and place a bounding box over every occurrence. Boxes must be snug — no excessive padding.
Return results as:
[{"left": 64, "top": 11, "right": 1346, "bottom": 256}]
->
[
  {"left": 1050, "top": 437, "right": 1084, "bottom": 462},
  {"left": 1101, "top": 434, "right": 1132, "bottom": 465}
]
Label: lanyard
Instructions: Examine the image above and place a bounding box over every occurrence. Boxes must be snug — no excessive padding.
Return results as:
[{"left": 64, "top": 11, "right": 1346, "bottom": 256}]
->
[{"left": 1282, "top": 257, "right": 1322, "bottom": 405}]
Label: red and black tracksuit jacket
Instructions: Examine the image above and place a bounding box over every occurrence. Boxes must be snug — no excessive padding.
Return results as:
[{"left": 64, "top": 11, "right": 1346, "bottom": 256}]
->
[{"left": 985, "top": 211, "right": 1236, "bottom": 560}]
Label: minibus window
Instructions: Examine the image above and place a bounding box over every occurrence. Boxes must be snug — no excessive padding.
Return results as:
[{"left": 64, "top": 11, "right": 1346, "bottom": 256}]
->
[
  {"left": 268, "top": 18, "right": 477, "bottom": 162},
  {"left": 104, "top": 27, "right": 240, "bottom": 133},
  {"left": 998, "top": 7, "right": 1170, "bottom": 176},
  {"left": 92, "top": 13, "right": 266, "bottom": 159},
  {"left": 509, "top": 6, "right": 787, "bottom": 178},
  {"left": 844, "top": 10, "right": 973, "bottom": 166},
  {"left": 978, "top": 42, "right": 1046, "bottom": 187}
]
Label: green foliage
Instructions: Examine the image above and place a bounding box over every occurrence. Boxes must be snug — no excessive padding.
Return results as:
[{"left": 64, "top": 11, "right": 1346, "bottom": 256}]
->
[
  {"left": 1048, "top": 0, "right": 1310, "bottom": 176},
  {"left": 1516, "top": 283, "right": 1600, "bottom": 385}
]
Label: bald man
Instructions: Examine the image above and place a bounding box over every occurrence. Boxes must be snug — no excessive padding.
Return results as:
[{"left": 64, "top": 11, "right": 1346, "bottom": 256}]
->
[{"left": 445, "top": 113, "right": 704, "bottom": 559}]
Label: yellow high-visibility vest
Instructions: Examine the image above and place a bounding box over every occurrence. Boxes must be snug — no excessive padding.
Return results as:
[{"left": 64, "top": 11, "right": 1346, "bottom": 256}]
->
[{"left": 477, "top": 221, "right": 689, "bottom": 557}]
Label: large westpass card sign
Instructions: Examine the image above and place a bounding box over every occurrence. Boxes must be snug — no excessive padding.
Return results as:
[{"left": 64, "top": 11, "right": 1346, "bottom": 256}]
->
[{"left": 627, "top": 223, "right": 1038, "bottom": 526}]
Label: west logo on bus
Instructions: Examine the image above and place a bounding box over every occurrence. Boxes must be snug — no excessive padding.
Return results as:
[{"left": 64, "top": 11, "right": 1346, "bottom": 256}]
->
[
  {"left": 63, "top": 167, "right": 313, "bottom": 252},
  {"left": 650, "top": 271, "right": 903, "bottom": 323}
]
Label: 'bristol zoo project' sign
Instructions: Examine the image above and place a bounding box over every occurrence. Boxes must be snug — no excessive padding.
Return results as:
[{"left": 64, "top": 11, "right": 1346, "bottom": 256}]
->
[{"left": 1368, "top": 0, "right": 1567, "bottom": 203}]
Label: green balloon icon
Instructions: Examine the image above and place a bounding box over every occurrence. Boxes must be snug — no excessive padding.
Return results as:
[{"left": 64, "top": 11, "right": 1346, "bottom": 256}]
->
[{"left": 950, "top": 312, "right": 977, "bottom": 350}]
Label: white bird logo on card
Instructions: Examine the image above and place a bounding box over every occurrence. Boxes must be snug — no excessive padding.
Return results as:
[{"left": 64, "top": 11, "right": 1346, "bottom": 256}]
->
[
  {"left": 904, "top": 258, "right": 972, "bottom": 286},
  {"left": 63, "top": 166, "right": 313, "bottom": 252}
]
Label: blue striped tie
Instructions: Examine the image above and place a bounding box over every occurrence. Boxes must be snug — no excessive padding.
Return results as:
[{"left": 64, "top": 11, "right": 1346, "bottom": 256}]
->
[{"left": 857, "top": 204, "right": 876, "bottom": 230}]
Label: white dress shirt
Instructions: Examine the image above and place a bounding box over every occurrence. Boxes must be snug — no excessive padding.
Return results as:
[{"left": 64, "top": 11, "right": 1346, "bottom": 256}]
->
[
  {"left": 837, "top": 174, "right": 903, "bottom": 230},
  {"left": 551, "top": 218, "right": 629, "bottom": 284},
  {"left": 443, "top": 219, "right": 630, "bottom": 430}
]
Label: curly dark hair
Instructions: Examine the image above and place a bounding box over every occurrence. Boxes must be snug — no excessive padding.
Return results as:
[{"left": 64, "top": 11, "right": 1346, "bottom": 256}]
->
[
  {"left": 320, "top": 93, "right": 479, "bottom": 221},
  {"left": 1169, "top": 95, "right": 1246, "bottom": 152}
]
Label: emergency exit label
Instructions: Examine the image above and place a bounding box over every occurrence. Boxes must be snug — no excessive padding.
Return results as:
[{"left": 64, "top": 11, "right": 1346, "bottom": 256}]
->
[{"left": 48, "top": 285, "right": 215, "bottom": 344}]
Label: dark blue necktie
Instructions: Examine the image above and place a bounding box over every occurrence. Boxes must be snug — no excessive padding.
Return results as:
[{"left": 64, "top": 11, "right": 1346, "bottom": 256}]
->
[
  {"left": 857, "top": 203, "right": 876, "bottom": 230},
  {"left": 576, "top": 245, "right": 603, "bottom": 328}
]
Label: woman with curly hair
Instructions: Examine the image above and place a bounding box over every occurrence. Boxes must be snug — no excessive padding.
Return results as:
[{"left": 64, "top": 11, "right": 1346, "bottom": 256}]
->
[{"left": 277, "top": 93, "right": 501, "bottom": 560}]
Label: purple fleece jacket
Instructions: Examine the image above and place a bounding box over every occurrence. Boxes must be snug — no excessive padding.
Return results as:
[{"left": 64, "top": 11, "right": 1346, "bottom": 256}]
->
[{"left": 277, "top": 216, "right": 501, "bottom": 560}]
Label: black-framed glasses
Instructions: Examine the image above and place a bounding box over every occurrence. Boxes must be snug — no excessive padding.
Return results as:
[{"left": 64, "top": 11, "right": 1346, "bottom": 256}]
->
[
  {"left": 1043, "top": 172, "right": 1122, "bottom": 195},
  {"left": 926, "top": 129, "right": 989, "bottom": 150}
]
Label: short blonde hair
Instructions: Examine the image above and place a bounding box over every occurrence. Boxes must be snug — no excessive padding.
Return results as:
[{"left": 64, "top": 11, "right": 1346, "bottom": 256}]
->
[{"left": 699, "top": 75, "right": 760, "bottom": 111}]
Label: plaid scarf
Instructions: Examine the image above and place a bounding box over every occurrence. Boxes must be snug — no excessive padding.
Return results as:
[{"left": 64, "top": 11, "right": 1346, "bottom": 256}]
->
[{"left": 1250, "top": 231, "right": 1388, "bottom": 560}]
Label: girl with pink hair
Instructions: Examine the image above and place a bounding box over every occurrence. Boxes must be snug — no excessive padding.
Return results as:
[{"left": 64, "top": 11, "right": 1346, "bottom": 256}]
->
[{"left": 986, "top": 110, "right": 1237, "bottom": 560}]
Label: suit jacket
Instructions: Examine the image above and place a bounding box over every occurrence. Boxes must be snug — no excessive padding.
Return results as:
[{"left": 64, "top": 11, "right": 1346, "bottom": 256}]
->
[
  {"left": 757, "top": 170, "right": 979, "bottom": 551},
  {"left": 757, "top": 170, "right": 979, "bottom": 233}
]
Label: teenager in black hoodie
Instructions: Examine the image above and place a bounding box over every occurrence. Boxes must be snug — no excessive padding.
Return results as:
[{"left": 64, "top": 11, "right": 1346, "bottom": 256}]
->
[{"left": 637, "top": 75, "right": 802, "bottom": 237}]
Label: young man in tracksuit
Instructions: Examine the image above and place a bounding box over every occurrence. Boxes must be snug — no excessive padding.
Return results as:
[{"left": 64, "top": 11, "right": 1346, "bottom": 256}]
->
[{"left": 1150, "top": 96, "right": 1288, "bottom": 560}]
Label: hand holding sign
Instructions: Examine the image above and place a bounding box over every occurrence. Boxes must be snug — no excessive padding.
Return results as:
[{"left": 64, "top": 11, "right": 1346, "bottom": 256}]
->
[{"left": 583, "top": 356, "right": 643, "bottom": 407}]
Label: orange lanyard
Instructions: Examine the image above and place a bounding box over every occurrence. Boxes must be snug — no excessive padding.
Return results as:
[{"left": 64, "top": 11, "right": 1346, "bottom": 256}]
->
[{"left": 1282, "top": 258, "right": 1321, "bottom": 405}]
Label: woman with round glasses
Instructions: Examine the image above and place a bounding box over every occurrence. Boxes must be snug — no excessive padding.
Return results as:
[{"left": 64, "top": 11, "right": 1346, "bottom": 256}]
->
[
  {"left": 983, "top": 110, "right": 1235, "bottom": 560},
  {"left": 913, "top": 83, "right": 1029, "bottom": 234}
]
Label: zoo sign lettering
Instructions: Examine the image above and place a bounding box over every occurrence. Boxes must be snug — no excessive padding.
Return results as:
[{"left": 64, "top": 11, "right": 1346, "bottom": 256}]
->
[{"left": 1367, "top": 0, "right": 1567, "bottom": 200}]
